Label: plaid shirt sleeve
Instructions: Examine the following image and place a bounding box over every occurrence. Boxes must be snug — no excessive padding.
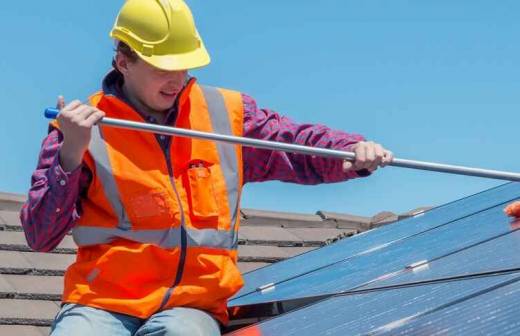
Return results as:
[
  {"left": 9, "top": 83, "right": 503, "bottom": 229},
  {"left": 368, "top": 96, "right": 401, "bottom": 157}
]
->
[
  {"left": 241, "top": 93, "right": 367, "bottom": 185},
  {"left": 20, "top": 128, "right": 92, "bottom": 252}
]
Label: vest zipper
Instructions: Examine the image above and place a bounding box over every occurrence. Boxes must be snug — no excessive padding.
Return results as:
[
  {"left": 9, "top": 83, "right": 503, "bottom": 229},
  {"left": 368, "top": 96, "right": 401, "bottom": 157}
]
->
[
  {"left": 157, "top": 81, "right": 194, "bottom": 311},
  {"left": 158, "top": 147, "right": 187, "bottom": 311}
]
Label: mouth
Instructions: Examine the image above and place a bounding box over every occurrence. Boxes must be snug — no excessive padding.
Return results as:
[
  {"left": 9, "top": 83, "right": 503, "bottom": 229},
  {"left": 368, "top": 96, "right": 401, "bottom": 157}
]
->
[{"left": 160, "top": 91, "right": 178, "bottom": 98}]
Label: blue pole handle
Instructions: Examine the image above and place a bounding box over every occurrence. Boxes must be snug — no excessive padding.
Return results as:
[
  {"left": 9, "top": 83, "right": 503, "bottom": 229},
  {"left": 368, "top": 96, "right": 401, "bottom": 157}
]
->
[{"left": 44, "top": 108, "right": 60, "bottom": 119}]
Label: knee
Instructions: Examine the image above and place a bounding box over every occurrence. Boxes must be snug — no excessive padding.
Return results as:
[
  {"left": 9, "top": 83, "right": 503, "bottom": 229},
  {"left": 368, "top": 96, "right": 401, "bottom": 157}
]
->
[
  {"left": 150, "top": 320, "right": 220, "bottom": 336},
  {"left": 138, "top": 308, "right": 221, "bottom": 336}
]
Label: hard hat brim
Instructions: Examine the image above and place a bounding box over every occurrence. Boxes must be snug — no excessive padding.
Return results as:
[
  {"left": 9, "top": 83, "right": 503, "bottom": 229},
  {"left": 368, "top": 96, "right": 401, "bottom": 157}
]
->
[{"left": 135, "top": 42, "right": 211, "bottom": 71}]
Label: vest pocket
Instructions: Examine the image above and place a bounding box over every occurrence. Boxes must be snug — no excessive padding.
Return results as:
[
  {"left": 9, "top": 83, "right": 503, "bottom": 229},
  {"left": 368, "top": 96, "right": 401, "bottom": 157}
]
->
[{"left": 187, "top": 163, "right": 219, "bottom": 220}]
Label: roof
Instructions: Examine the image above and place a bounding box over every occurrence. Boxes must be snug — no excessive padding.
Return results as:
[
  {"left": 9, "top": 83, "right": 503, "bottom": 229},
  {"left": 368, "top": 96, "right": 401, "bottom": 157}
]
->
[
  {"left": 225, "top": 183, "right": 520, "bottom": 335},
  {"left": 0, "top": 192, "right": 429, "bottom": 335}
]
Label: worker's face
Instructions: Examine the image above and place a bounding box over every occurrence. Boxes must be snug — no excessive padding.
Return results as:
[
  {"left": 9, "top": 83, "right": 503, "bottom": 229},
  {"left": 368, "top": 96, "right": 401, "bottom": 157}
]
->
[{"left": 116, "top": 53, "right": 187, "bottom": 112}]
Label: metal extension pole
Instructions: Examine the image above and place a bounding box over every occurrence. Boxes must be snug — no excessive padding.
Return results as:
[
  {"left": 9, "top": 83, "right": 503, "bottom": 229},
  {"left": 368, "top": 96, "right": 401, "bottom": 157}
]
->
[{"left": 45, "top": 108, "right": 520, "bottom": 182}]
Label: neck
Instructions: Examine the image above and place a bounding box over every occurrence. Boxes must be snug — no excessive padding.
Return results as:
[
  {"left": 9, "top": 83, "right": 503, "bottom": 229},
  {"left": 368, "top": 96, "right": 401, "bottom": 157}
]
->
[{"left": 121, "top": 83, "right": 167, "bottom": 124}]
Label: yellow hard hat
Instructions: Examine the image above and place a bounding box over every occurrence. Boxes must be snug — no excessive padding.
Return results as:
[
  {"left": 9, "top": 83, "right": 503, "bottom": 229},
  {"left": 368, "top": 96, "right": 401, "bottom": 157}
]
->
[{"left": 110, "top": 0, "right": 210, "bottom": 71}]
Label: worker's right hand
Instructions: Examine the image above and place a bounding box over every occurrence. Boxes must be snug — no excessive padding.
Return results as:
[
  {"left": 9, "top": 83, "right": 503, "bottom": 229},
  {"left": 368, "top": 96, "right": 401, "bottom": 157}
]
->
[{"left": 57, "top": 96, "right": 105, "bottom": 172}]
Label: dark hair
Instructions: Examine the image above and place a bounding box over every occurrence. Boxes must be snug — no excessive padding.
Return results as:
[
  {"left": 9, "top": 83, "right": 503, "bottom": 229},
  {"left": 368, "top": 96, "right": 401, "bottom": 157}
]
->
[{"left": 112, "top": 41, "right": 139, "bottom": 70}]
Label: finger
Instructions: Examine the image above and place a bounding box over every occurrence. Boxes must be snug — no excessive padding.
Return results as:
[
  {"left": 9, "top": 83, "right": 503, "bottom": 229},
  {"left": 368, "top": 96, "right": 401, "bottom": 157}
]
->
[
  {"left": 361, "top": 143, "right": 376, "bottom": 170},
  {"left": 70, "top": 105, "right": 93, "bottom": 122},
  {"left": 342, "top": 160, "right": 353, "bottom": 172},
  {"left": 382, "top": 150, "right": 394, "bottom": 167},
  {"left": 81, "top": 110, "right": 106, "bottom": 127},
  {"left": 56, "top": 96, "right": 65, "bottom": 110},
  {"left": 62, "top": 100, "right": 82, "bottom": 113},
  {"left": 365, "top": 143, "right": 381, "bottom": 171},
  {"left": 58, "top": 104, "right": 87, "bottom": 123},
  {"left": 366, "top": 143, "right": 376, "bottom": 162},
  {"left": 353, "top": 143, "right": 367, "bottom": 171},
  {"left": 368, "top": 144, "right": 385, "bottom": 171}
]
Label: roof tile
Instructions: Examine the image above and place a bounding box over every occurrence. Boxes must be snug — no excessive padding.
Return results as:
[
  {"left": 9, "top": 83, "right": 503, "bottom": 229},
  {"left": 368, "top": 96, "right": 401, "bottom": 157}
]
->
[
  {"left": 237, "top": 262, "right": 270, "bottom": 274},
  {"left": 0, "top": 210, "right": 22, "bottom": 230},
  {"left": 0, "top": 299, "right": 59, "bottom": 323},
  {"left": 22, "top": 252, "right": 75, "bottom": 275},
  {"left": 0, "top": 325, "right": 50, "bottom": 336},
  {"left": 316, "top": 211, "right": 372, "bottom": 230},
  {"left": 238, "top": 245, "right": 290, "bottom": 263},
  {"left": 0, "top": 274, "right": 14, "bottom": 293},
  {"left": 3, "top": 274, "right": 63, "bottom": 299},
  {"left": 0, "top": 251, "right": 33, "bottom": 272},
  {"left": 286, "top": 228, "right": 356, "bottom": 244},
  {"left": 239, "top": 226, "right": 302, "bottom": 246},
  {"left": 241, "top": 209, "right": 329, "bottom": 228},
  {"left": 0, "top": 231, "right": 76, "bottom": 253}
]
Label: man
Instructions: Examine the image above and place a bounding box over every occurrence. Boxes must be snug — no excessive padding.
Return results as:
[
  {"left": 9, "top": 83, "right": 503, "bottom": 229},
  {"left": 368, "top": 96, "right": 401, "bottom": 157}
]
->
[{"left": 21, "top": 0, "right": 393, "bottom": 335}]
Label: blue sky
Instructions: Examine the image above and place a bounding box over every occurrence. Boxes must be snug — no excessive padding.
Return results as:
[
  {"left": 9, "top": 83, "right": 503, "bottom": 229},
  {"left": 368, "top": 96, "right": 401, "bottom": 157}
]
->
[{"left": 1, "top": 1, "right": 519, "bottom": 216}]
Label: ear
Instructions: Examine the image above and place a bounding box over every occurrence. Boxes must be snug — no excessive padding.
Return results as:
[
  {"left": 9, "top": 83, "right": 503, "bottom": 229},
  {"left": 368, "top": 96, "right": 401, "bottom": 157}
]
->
[{"left": 114, "top": 52, "right": 130, "bottom": 75}]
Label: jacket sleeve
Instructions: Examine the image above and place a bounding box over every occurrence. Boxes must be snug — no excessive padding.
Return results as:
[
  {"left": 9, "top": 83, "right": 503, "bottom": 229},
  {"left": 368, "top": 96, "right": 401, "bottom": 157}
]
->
[
  {"left": 241, "top": 93, "right": 368, "bottom": 185},
  {"left": 20, "top": 128, "right": 92, "bottom": 252}
]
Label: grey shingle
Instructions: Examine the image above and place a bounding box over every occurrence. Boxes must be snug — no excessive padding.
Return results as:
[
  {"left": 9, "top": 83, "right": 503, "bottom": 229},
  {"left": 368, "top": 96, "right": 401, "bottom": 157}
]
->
[
  {"left": 238, "top": 245, "right": 315, "bottom": 263},
  {"left": 280, "top": 246, "right": 315, "bottom": 258},
  {"left": 22, "top": 252, "right": 75, "bottom": 274},
  {"left": 0, "top": 192, "right": 26, "bottom": 213},
  {"left": 2, "top": 274, "right": 63, "bottom": 300},
  {"left": 0, "top": 299, "right": 59, "bottom": 323},
  {"left": 241, "top": 209, "right": 329, "bottom": 228},
  {"left": 0, "top": 231, "right": 76, "bottom": 253},
  {"left": 239, "top": 226, "right": 303, "bottom": 246},
  {"left": 0, "top": 210, "right": 22, "bottom": 230},
  {"left": 371, "top": 211, "right": 399, "bottom": 227},
  {"left": 286, "top": 227, "right": 356, "bottom": 244},
  {"left": 0, "top": 251, "right": 74, "bottom": 275},
  {"left": 0, "top": 325, "right": 50, "bottom": 336},
  {"left": 238, "top": 245, "right": 290, "bottom": 263},
  {"left": 237, "top": 262, "right": 270, "bottom": 274},
  {"left": 0, "top": 275, "right": 14, "bottom": 293},
  {"left": 0, "top": 251, "right": 33, "bottom": 272},
  {"left": 316, "top": 211, "right": 372, "bottom": 230}
]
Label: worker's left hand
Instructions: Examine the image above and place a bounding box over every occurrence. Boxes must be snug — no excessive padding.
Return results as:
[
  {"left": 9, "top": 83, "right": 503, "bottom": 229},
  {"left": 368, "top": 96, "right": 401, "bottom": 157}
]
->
[{"left": 343, "top": 141, "right": 393, "bottom": 173}]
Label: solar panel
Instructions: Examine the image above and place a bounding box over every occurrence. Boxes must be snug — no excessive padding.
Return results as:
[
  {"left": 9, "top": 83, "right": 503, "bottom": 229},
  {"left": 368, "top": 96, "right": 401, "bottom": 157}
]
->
[
  {"left": 232, "top": 199, "right": 519, "bottom": 306},
  {"left": 227, "top": 273, "right": 520, "bottom": 335},
  {"left": 360, "top": 229, "right": 520, "bottom": 290},
  {"left": 232, "top": 183, "right": 520, "bottom": 302},
  {"left": 376, "top": 276, "right": 520, "bottom": 335},
  {"left": 226, "top": 183, "right": 520, "bottom": 335}
]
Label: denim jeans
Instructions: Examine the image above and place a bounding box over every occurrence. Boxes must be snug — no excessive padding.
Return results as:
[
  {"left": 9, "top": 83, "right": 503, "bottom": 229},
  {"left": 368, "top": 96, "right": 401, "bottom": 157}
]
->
[{"left": 50, "top": 304, "right": 221, "bottom": 336}]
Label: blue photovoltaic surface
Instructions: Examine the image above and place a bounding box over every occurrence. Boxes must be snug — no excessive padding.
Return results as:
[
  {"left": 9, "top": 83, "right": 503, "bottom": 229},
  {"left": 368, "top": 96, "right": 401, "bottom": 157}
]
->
[
  {"left": 377, "top": 276, "right": 520, "bottom": 335},
  {"left": 232, "top": 183, "right": 520, "bottom": 302},
  {"left": 228, "top": 183, "right": 520, "bottom": 335},
  {"left": 359, "top": 229, "right": 520, "bottom": 291},
  {"left": 228, "top": 230, "right": 520, "bottom": 334},
  {"left": 227, "top": 273, "right": 520, "bottom": 335},
  {"left": 232, "top": 200, "right": 518, "bottom": 306}
]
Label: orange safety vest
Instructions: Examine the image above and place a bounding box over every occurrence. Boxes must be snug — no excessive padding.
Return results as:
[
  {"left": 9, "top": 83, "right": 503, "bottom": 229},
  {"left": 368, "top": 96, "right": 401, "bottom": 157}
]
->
[{"left": 55, "top": 81, "right": 245, "bottom": 324}]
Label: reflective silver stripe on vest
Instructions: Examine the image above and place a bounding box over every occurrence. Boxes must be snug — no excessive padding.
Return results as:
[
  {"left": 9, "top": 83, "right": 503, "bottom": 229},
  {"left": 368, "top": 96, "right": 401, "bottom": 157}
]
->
[
  {"left": 72, "top": 226, "right": 235, "bottom": 249},
  {"left": 89, "top": 126, "right": 131, "bottom": 230},
  {"left": 200, "top": 86, "right": 240, "bottom": 243}
]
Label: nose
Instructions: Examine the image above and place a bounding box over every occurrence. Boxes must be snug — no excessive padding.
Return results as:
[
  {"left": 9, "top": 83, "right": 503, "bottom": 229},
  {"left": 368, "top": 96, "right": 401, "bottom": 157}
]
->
[{"left": 167, "top": 71, "right": 188, "bottom": 87}]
